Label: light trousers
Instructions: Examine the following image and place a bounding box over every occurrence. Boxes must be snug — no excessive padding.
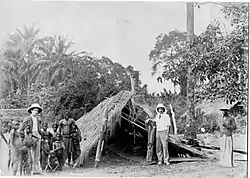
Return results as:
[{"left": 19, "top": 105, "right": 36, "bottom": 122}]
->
[
  {"left": 156, "top": 129, "right": 169, "bottom": 163},
  {"left": 31, "top": 131, "right": 41, "bottom": 173}
]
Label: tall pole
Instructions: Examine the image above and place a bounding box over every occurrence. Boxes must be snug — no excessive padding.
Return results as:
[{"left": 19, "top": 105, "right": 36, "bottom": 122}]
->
[{"left": 184, "top": 2, "right": 197, "bottom": 141}]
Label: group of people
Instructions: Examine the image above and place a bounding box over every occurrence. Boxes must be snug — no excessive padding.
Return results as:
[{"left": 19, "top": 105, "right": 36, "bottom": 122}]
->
[
  {"left": 145, "top": 103, "right": 237, "bottom": 168},
  {"left": 0, "top": 101, "right": 239, "bottom": 175},
  {"left": 4, "top": 103, "right": 82, "bottom": 176}
]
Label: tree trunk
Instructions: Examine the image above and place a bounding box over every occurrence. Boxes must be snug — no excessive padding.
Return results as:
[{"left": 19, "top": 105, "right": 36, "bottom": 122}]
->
[
  {"left": 184, "top": 2, "right": 197, "bottom": 140},
  {"left": 180, "top": 73, "right": 187, "bottom": 97}
]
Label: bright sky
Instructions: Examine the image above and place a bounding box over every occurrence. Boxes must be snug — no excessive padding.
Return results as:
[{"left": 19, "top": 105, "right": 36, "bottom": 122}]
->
[{"left": 0, "top": 0, "right": 224, "bottom": 93}]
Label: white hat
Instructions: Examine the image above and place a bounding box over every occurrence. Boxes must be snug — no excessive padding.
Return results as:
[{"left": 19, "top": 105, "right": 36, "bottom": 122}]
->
[{"left": 27, "top": 103, "right": 43, "bottom": 114}]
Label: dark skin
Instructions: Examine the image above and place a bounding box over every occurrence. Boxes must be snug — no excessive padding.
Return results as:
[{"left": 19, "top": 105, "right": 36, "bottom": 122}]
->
[{"left": 52, "top": 125, "right": 58, "bottom": 132}]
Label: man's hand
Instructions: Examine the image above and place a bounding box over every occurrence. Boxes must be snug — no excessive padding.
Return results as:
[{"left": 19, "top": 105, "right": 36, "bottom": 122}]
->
[{"left": 145, "top": 119, "right": 150, "bottom": 124}]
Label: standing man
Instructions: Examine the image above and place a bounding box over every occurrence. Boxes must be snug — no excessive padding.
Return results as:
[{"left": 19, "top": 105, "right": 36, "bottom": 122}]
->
[
  {"left": 70, "top": 123, "right": 82, "bottom": 163},
  {"left": 59, "top": 113, "right": 75, "bottom": 166},
  {"left": 219, "top": 107, "right": 237, "bottom": 167},
  {"left": 154, "top": 103, "right": 171, "bottom": 165},
  {"left": 19, "top": 103, "right": 43, "bottom": 175}
]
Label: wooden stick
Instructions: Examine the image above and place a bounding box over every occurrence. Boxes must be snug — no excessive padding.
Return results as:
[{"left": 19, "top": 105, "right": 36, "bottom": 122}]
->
[
  {"left": 121, "top": 115, "right": 147, "bottom": 131},
  {"left": 199, "top": 145, "right": 247, "bottom": 155}
]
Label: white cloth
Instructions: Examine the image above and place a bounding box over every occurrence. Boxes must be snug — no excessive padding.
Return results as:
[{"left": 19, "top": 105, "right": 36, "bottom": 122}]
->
[
  {"left": 155, "top": 114, "right": 171, "bottom": 131},
  {"left": 32, "top": 115, "right": 38, "bottom": 132},
  {"left": 154, "top": 103, "right": 171, "bottom": 132}
]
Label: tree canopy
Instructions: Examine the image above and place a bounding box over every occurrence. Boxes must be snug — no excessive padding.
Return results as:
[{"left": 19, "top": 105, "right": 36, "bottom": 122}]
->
[{"left": 149, "top": 3, "right": 248, "bottom": 107}]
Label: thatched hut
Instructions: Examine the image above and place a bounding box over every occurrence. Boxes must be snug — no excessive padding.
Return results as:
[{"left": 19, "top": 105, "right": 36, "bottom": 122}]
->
[{"left": 74, "top": 90, "right": 208, "bottom": 167}]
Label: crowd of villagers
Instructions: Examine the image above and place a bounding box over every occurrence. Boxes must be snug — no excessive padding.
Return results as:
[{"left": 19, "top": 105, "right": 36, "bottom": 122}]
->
[
  {"left": 0, "top": 100, "right": 237, "bottom": 176},
  {"left": 0, "top": 103, "right": 82, "bottom": 176}
]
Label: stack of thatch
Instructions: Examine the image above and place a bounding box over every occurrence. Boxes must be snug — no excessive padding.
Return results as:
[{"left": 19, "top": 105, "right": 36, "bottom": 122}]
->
[
  {"left": 75, "top": 90, "right": 133, "bottom": 166},
  {"left": 0, "top": 109, "right": 28, "bottom": 121}
]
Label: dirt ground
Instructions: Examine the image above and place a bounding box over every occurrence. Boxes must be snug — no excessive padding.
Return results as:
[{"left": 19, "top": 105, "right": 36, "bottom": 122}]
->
[{"left": 1, "top": 133, "right": 247, "bottom": 177}]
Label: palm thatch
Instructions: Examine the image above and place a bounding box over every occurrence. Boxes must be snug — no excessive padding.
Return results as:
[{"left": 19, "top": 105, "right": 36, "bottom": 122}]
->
[{"left": 74, "top": 90, "right": 134, "bottom": 166}]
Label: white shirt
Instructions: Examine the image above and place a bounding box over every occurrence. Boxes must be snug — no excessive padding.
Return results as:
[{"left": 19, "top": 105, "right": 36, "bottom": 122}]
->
[
  {"left": 32, "top": 115, "right": 38, "bottom": 132},
  {"left": 154, "top": 114, "right": 171, "bottom": 131}
]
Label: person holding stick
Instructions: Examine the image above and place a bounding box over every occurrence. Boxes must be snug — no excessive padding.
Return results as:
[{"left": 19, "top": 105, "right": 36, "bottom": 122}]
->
[
  {"left": 154, "top": 103, "right": 171, "bottom": 165},
  {"left": 219, "top": 107, "right": 237, "bottom": 167}
]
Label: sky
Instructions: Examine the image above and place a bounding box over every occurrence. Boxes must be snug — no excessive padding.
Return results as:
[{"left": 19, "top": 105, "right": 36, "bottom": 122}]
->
[{"left": 0, "top": 0, "right": 224, "bottom": 93}]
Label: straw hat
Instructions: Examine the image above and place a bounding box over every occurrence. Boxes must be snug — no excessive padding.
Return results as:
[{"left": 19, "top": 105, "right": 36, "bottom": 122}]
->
[{"left": 27, "top": 103, "right": 43, "bottom": 114}]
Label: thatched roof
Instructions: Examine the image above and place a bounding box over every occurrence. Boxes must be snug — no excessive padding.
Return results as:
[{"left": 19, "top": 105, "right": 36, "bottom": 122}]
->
[
  {"left": 75, "top": 90, "right": 133, "bottom": 166},
  {"left": 0, "top": 108, "right": 28, "bottom": 121},
  {"left": 74, "top": 90, "right": 208, "bottom": 167}
]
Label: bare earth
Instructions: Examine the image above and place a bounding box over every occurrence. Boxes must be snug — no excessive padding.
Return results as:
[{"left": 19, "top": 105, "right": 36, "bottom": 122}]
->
[{"left": 1, "top": 133, "right": 247, "bottom": 177}]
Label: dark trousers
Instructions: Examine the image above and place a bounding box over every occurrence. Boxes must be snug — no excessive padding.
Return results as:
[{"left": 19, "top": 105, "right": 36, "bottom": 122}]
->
[
  {"left": 72, "top": 144, "right": 81, "bottom": 163},
  {"left": 146, "top": 121, "right": 156, "bottom": 162},
  {"left": 62, "top": 137, "right": 72, "bottom": 165}
]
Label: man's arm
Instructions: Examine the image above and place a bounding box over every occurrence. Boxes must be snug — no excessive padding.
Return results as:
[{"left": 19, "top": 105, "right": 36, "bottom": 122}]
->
[
  {"left": 1, "top": 131, "right": 8, "bottom": 145},
  {"left": 58, "top": 120, "right": 63, "bottom": 135},
  {"left": 19, "top": 117, "right": 30, "bottom": 132}
]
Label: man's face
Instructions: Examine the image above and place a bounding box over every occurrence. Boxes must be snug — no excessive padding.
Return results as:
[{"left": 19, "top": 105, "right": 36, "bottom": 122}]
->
[
  {"left": 43, "top": 125, "right": 47, "bottom": 131},
  {"left": 20, "top": 132, "right": 25, "bottom": 139},
  {"left": 52, "top": 125, "right": 58, "bottom": 131},
  {"left": 31, "top": 108, "right": 39, "bottom": 115},
  {"left": 158, "top": 108, "right": 165, "bottom": 114},
  {"left": 14, "top": 122, "right": 20, "bottom": 130},
  {"left": 56, "top": 134, "right": 61, "bottom": 141},
  {"left": 26, "top": 127, "right": 31, "bottom": 134}
]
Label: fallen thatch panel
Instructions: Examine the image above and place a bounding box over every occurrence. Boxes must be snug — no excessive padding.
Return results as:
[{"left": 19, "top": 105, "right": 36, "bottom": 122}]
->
[{"left": 75, "top": 90, "right": 133, "bottom": 166}]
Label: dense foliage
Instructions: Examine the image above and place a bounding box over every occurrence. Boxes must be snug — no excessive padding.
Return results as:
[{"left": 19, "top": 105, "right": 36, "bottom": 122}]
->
[{"left": 149, "top": 3, "right": 248, "bottom": 108}]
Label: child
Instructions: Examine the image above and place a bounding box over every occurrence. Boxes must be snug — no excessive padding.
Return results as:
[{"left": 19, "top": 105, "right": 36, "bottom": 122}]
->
[
  {"left": 40, "top": 123, "right": 52, "bottom": 170},
  {"left": 70, "top": 123, "right": 82, "bottom": 163},
  {"left": 50, "top": 133, "right": 65, "bottom": 171},
  {"left": 51, "top": 123, "right": 59, "bottom": 140},
  {"left": 19, "top": 131, "right": 31, "bottom": 176},
  {"left": 9, "top": 121, "right": 22, "bottom": 176}
]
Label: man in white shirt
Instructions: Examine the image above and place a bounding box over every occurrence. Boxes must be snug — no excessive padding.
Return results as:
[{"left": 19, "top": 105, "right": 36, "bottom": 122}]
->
[
  {"left": 154, "top": 103, "right": 171, "bottom": 165},
  {"left": 20, "top": 103, "right": 43, "bottom": 175}
]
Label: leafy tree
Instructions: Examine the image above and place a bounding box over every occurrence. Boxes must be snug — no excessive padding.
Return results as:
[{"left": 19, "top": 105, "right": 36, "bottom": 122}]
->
[
  {"left": 149, "top": 30, "right": 188, "bottom": 96},
  {"left": 149, "top": 2, "right": 248, "bottom": 108}
]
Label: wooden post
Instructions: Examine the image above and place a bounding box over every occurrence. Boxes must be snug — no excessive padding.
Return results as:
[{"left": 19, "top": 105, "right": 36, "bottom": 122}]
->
[
  {"left": 184, "top": 2, "right": 197, "bottom": 140},
  {"left": 169, "top": 104, "right": 177, "bottom": 134},
  {"left": 94, "top": 107, "right": 108, "bottom": 168}
]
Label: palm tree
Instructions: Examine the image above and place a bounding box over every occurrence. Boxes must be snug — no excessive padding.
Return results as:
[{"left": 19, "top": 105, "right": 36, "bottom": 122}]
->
[
  {"left": 3, "top": 24, "right": 41, "bottom": 95},
  {"left": 35, "top": 35, "right": 74, "bottom": 87}
]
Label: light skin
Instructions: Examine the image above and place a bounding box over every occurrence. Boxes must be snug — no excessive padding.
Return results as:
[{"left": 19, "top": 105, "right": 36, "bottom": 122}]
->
[
  {"left": 157, "top": 108, "right": 165, "bottom": 114},
  {"left": 31, "top": 108, "right": 39, "bottom": 116}
]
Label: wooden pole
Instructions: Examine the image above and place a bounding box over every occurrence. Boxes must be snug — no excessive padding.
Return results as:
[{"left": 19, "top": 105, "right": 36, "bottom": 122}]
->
[
  {"left": 185, "top": 2, "right": 197, "bottom": 140},
  {"left": 169, "top": 104, "right": 177, "bottom": 134},
  {"left": 94, "top": 107, "right": 108, "bottom": 168}
]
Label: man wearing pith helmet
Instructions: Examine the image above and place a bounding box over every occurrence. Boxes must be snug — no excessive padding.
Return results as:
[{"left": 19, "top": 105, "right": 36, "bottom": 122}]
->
[
  {"left": 19, "top": 103, "right": 43, "bottom": 175},
  {"left": 154, "top": 103, "right": 171, "bottom": 165}
]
